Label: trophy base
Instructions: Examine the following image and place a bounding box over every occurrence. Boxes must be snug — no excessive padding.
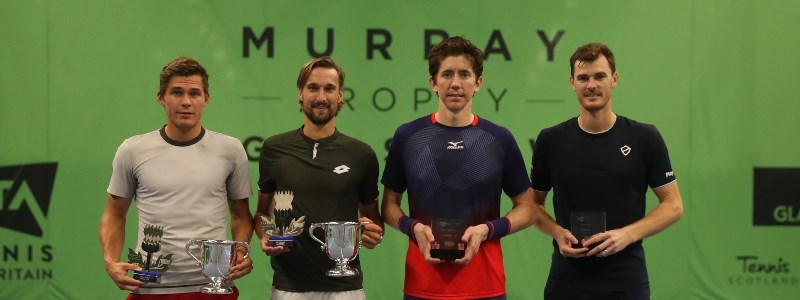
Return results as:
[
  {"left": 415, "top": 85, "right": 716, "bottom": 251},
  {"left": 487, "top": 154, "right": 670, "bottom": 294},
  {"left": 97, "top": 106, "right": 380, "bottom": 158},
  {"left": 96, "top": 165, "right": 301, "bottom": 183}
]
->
[
  {"left": 200, "top": 286, "right": 233, "bottom": 294},
  {"left": 268, "top": 236, "right": 295, "bottom": 248},
  {"left": 326, "top": 266, "right": 359, "bottom": 277},
  {"left": 431, "top": 249, "right": 465, "bottom": 260},
  {"left": 132, "top": 270, "right": 162, "bottom": 283}
]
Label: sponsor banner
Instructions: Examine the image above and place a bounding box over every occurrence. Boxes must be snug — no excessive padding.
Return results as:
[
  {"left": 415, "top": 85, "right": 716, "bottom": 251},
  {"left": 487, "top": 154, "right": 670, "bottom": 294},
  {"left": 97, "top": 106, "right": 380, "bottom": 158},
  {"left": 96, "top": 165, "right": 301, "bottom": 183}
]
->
[{"left": 753, "top": 168, "right": 800, "bottom": 226}]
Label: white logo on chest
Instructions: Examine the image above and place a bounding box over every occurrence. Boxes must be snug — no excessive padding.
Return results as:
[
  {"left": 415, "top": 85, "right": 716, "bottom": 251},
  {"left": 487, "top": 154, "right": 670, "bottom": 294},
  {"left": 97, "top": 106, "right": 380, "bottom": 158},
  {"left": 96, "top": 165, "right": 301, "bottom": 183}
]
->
[
  {"left": 620, "top": 145, "right": 631, "bottom": 156},
  {"left": 447, "top": 141, "right": 465, "bottom": 150},
  {"left": 333, "top": 165, "right": 350, "bottom": 174}
]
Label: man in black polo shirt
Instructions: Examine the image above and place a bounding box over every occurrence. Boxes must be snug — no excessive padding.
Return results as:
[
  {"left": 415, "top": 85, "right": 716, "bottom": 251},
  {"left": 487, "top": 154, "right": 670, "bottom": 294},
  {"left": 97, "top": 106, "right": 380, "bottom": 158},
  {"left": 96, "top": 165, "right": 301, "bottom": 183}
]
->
[
  {"left": 253, "top": 56, "right": 383, "bottom": 300},
  {"left": 530, "top": 43, "right": 684, "bottom": 300}
]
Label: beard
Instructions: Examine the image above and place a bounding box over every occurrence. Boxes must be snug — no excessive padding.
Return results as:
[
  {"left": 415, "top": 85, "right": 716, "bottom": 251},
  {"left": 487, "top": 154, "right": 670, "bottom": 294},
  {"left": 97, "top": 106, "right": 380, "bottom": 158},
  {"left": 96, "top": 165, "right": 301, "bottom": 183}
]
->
[{"left": 302, "top": 100, "right": 339, "bottom": 126}]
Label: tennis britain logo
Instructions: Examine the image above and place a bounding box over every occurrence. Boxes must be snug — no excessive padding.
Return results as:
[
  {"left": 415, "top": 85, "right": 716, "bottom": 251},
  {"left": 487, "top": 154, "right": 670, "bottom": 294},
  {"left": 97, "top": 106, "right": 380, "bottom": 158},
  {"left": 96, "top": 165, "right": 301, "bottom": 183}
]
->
[{"left": 0, "top": 162, "right": 58, "bottom": 237}]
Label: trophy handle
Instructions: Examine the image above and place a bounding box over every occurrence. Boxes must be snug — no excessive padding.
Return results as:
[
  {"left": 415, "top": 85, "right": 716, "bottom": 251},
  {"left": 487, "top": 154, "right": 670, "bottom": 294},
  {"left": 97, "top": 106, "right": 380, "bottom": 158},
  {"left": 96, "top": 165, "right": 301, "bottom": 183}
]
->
[
  {"left": 185, "top": 239, "right": 204, "bottom": 266},
  {"left": 308, "top": 223, "right": 326, "bottom": 249},
  {"left": 236, "top": 242, "right": 250, "bottom": 260},
  {"left": 358, "top": 221, "right": 370, "bottom": 249}
]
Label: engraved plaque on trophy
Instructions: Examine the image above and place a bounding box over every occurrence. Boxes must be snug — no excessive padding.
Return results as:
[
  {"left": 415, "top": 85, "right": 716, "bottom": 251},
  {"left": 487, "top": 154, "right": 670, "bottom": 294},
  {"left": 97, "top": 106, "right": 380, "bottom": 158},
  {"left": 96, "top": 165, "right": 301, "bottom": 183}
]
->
[
  {"left": 260, "top": 191, "right": 305, "bottom": 248},
  {"left": 128, "top": 224, "right": 172, "bottom": 283},
  {"left": 430, "top": 218, "right": 466, "bottom": 260},
  {"left": 570, "top": 211, "right": 606, "bottom": 248}
]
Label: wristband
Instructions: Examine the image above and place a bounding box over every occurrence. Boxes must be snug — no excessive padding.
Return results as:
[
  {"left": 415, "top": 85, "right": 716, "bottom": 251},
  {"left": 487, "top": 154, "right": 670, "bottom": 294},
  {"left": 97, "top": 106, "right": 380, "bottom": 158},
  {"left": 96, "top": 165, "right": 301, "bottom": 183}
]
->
[
  {"left": 485, "top": 217, "right": 511, "bottom": 240},
  {"left": 398, "top": 216, "right": 419, "bottom": 239}
]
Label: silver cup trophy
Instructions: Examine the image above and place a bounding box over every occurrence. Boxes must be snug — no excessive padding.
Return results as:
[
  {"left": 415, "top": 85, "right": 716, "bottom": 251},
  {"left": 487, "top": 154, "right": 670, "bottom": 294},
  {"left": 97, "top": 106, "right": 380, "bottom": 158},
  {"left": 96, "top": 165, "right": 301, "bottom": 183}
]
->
[
  {"left": 308, "top": 221, "right": 366, "bottom": 277},
  {"left": 185, "top": 239, "right": 250, "bottom": 294}
]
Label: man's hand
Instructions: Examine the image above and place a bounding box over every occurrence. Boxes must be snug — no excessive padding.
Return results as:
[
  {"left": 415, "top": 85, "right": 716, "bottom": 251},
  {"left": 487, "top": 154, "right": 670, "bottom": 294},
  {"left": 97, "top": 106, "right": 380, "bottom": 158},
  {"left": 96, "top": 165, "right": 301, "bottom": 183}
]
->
[
  {"left": 105, "top": 262, "right": 144, "bottom": 291},
  {"left": 412, "top": 223, "right": 443, "bottom": 265},
  {"left": 555, "top": 228, "right": 589, "bottom": 258},
  {"left": 584, "top": 228, "right": 635, "bottom": 258},
  {"left": 452, "top": 224, "right": 489, "bottom": 265},
  {"left": 227, "top": 249, "right": 253, "bottom": 281},
  {"left": 359, "top": 217, "right": 384, "bottom": 249},
  {"left": 260, "top": 235, "right": 290, "bottom": 256}
]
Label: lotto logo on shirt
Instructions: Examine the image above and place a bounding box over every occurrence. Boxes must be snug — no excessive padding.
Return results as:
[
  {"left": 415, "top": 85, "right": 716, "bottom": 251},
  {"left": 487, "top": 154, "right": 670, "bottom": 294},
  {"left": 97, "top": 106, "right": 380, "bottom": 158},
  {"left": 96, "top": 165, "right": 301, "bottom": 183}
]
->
[{"left": 753, "top": 168, "right": 800, "bottom": 226}]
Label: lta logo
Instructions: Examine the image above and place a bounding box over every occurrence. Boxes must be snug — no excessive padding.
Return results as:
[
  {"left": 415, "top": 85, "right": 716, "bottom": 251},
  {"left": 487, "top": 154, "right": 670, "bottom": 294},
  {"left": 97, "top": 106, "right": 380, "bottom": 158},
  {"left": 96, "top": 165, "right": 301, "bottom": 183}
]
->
[{"left": 0, "top": 162, "right": 58, "bottom": 237}]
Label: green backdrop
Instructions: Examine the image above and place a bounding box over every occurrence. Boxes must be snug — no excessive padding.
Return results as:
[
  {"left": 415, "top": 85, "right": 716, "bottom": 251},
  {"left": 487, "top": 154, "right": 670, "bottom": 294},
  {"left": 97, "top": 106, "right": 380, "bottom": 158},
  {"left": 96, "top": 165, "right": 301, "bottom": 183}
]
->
[{"left": 1, "top": 1, "right": 798, "bottom": 299}]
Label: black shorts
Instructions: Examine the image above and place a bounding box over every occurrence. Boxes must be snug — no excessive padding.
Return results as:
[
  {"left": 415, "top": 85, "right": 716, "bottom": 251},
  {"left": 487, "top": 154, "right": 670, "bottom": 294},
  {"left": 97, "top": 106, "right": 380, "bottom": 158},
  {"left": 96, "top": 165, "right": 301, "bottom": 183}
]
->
[{"left": 544, "top": 285, "right": 650, "bottom": 300}]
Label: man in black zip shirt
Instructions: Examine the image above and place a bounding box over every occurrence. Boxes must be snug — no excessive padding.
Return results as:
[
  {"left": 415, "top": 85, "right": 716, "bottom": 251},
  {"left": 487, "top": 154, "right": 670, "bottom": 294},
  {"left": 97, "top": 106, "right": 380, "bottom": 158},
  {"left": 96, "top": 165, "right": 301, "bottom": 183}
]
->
[{"left": 253, "top": 56, "right": 383, "bottom": 300}]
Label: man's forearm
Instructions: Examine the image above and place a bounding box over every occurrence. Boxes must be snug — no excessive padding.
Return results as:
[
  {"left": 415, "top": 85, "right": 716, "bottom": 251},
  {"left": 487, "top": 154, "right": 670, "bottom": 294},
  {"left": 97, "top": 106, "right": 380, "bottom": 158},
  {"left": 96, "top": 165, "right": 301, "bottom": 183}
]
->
[
  {"left": 230, "top": 198, "right": 254, "bottom": 243},
  {"left": 99, "top": 215, "right": 125, "bottom": 266},
  {"left": 504, "top": 188, "right": 535, "bottom": 234},
  {"left": 381, "top": 188, "right": 405, "bottom": 230}
]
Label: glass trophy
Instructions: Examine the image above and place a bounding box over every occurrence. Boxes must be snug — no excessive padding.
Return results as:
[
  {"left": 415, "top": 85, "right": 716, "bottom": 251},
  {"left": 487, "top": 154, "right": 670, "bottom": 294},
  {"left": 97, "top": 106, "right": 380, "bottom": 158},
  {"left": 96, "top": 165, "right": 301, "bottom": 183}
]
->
[
  {"left": 570, "top": 211, "right": 606, "bottom": 248},
  {"left": 260, "top": 191, "right": 304, "bottom": 247},
  {"left": 430, "top": 218, "right": 466, "bottom": 260},
  {"left": 128, "top": 224, "right": 172, "bottom": 283}
]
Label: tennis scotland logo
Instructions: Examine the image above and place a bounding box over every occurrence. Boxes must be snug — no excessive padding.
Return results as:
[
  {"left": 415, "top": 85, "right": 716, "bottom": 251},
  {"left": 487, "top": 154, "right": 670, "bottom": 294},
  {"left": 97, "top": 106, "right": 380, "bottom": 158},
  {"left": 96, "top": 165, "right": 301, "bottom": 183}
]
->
[{"left": 0, "top": 162, "right": 58, "bottom": 237}]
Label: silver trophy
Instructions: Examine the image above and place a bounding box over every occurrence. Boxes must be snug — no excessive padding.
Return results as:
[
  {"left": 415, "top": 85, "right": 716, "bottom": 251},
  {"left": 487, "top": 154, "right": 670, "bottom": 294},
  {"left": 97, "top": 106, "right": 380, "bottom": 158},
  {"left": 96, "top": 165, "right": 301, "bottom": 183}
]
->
[
  {"left": 185, "top": 239, "right": 250, "bottom": 294},
  {"left": 260, "top": 191, "right": 305, "bottom": 248},
  {"left": 308, "top": 221, "right": 366, "bottom": 277}
]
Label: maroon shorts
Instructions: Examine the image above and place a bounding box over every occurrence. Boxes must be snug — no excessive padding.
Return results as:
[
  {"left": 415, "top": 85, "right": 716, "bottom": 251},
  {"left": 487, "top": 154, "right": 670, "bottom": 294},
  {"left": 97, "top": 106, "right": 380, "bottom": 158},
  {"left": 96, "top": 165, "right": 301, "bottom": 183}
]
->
[{"left": 126, "top": 287, "right": 239, "bottom": 300}]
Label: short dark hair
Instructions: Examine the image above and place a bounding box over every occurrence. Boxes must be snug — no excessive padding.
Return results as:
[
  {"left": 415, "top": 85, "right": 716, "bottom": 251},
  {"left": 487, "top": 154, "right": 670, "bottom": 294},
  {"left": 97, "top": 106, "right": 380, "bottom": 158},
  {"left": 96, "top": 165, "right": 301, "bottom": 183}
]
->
[
  {"left": 296, "top": 56, "right": 344, "bottom": 90},
  {"left": 569, "top": 43, "right": 616, "bottom": 75},
  {"left": 158, "top": 57, "right": 209, "bottom": 98},
  {"left": 428, "top": 36, "right": 484, "bottom": 78}
]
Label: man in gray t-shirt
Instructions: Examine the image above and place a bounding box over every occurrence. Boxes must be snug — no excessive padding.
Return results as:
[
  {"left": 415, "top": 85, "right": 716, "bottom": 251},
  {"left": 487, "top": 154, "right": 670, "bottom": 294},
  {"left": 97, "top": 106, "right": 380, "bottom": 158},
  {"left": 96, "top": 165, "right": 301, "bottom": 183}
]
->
[{"left": 99, "top": 57, "right": 255, "bottom": 298}]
